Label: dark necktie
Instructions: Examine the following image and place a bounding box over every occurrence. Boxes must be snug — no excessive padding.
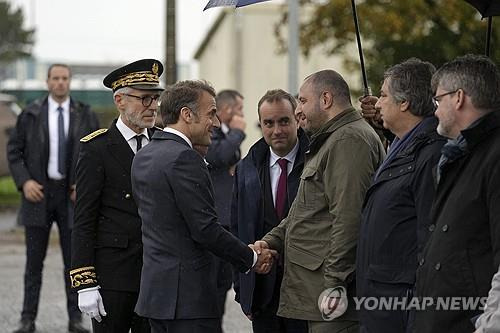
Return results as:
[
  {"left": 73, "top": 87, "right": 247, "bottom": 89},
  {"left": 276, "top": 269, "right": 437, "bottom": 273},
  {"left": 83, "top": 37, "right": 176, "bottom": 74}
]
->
[
  {"left": 135, "top": 134, "right": 143, "bottom": 152},
  {"left": 275, "top": 158, "right": 288, "bottom": 220},
  {"left": 57, "top": 106, "right": 66, "bottom": 175}
]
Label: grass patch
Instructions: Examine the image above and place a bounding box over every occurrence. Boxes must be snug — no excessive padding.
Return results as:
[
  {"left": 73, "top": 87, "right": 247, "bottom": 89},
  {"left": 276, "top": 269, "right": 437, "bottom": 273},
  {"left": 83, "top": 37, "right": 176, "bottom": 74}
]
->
[{"left": 0, "top": 177, "right": 21, "bottom": 207}]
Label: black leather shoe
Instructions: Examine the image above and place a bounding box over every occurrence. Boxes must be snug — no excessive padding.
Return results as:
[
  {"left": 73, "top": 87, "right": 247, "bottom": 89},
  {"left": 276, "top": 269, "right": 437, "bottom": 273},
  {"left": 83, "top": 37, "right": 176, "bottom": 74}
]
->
[
  {"left": 13, "top": 319, "right": 35, "bottom": 333},
  {"left": 68, "top": 319, "right": 90, "bottom": 333}
]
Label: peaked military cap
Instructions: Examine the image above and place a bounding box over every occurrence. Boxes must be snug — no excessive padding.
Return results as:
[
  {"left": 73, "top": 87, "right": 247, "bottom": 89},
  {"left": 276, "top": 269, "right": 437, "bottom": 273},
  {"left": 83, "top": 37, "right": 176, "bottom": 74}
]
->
[{"left": 103, "top": 58, "right": 164, "bottom": 92}]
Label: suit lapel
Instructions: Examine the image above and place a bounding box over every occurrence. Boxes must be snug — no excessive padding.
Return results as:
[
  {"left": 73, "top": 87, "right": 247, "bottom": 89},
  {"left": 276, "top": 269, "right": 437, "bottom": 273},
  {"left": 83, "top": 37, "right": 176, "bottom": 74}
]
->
[
  {"left": 66, "top": 99, "right": 81, "bottom": 174},
  {"left": 39, "top": 100, "right": 50, "bottom": 170},
  {"left": 106, "top": 121, "right": 135, "bottom": 175},
  {"left": 68, "top": 99, "right": 80, "bottom": 149}
]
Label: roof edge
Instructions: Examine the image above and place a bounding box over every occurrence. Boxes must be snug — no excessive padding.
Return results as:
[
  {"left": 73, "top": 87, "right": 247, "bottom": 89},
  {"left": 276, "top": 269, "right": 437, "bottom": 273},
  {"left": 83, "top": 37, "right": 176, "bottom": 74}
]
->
[{"left": 194, "top": 10, "right": 228, "bottom": 60}]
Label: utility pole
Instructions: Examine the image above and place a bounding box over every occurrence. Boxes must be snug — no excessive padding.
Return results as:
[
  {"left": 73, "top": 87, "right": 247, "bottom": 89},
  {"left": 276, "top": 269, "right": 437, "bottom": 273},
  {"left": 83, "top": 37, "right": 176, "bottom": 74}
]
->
[
  {"left": 288, "top": 0, "right": 299, "bottom": 95},
  {"left": 165, "top": 0, "right": 177, "bottom": 85}
]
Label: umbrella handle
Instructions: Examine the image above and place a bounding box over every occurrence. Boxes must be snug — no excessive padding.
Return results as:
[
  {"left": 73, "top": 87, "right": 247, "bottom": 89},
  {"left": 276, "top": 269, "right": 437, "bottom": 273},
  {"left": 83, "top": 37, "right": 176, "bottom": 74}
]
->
[
  {"left": 486, "top": 17, "right": 492, "bottom": 57},
  {"left": 351, "top": 0, "right": 371, "bottom": 96}
]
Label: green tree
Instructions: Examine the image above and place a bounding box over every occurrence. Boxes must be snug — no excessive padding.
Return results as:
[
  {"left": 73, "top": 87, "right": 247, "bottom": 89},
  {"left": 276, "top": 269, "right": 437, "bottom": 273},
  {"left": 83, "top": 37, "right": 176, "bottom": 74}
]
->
[
  {"left": 276, "top": 0, "right": 499, "bottom": 92},
  {"left": 0, "top": 0, "right": 34, "bottom": 63}
]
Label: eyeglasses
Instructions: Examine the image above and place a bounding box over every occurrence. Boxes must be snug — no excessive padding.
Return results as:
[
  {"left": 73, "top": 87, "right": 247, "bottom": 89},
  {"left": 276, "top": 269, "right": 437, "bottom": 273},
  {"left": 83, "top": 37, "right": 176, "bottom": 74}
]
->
[
  {"left": 122, "top": 93, "right": 160, "bottom": 107},
  {"left": 432, "top": 90, "right": 459, "bottom": 108}
]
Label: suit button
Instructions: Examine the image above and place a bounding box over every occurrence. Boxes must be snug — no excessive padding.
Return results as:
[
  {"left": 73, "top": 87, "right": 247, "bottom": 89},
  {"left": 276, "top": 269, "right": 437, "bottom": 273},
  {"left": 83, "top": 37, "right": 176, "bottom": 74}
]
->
[
  {"left": 125, "top": 193, "right": 131, "bottom": 199},
  {"left": 442, "top": 225, "right": 449, "bottom": 232},
  {"left": 435, "top": 263, "right": 441, "bottom": 270},
  {"left": 419, "top": 258, "right": 425, "bottom": 266},
  {"left": 428, "top": 224, "right": 435, "bottom": 232}
]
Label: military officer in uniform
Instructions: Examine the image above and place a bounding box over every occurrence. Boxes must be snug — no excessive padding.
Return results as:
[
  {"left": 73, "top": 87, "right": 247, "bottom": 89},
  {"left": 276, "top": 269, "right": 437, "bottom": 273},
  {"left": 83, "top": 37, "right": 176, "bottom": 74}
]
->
[{"left": 70, "top": 59, "right": 164, "bottom": 333}]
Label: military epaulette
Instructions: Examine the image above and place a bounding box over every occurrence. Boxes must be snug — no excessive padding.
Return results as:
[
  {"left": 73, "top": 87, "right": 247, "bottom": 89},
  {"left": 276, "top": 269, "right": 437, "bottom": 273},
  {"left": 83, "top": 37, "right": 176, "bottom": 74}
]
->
[
  {"left": 80, "top": 128, "right": 108, "bottom": 142},
  {"left": 69, "top": 266, "right": 98, "bottom": 288}
]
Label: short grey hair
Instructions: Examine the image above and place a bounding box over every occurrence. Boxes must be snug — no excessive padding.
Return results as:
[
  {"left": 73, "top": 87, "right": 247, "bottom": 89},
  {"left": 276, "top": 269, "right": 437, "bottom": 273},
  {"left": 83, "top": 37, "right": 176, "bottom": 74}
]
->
[
  {"left": 113, "top": 86, "right": 132, "bottom": 98},
  {"left": 431, "top": 54, "right": 500, "bottom": 113},
  {"left": 384, "top": 58, "right": 436, "bottom": 117}
]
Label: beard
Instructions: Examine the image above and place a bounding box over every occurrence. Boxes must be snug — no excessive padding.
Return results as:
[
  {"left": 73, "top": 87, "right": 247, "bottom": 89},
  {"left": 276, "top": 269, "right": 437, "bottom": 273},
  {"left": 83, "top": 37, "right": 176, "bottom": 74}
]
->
[{"left": 123, "top": 105, "right": 156, "bottom": 129}]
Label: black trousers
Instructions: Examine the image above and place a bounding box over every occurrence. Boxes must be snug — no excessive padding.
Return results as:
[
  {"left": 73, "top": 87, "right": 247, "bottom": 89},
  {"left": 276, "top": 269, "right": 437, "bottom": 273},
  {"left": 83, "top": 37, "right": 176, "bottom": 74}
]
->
[
  {"left": 214, "top": 240, "right": 233, "bottom": 332},
  {"left": 253, "top": 314, "right": 308, "bottom": 333},
  {"left": 149, "top": 318, "right": 219, "bottom": 333},
  {"left": 21, "top": 180, "right": 79, "bottom": 321},
  {"left": 92, "top": 289, "right": 150, "bottom": 333}
]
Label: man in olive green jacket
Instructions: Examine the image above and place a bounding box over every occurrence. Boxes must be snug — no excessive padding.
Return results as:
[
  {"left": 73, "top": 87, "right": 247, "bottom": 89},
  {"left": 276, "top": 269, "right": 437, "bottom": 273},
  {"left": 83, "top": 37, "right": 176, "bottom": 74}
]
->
[{"left": 254, "top": 70, "right": 385, "bottom": 333}]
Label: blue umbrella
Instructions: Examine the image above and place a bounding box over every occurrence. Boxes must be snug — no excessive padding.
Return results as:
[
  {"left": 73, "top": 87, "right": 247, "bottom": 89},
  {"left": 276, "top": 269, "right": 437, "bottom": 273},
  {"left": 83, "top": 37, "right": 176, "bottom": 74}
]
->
[{"left": 204, "top": 0, "right": 271, "bottom": 10}]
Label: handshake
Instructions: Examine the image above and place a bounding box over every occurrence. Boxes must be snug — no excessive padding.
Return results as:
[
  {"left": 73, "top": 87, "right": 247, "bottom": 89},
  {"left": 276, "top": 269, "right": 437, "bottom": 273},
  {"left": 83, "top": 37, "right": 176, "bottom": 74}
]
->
[{"left": 249, "top": 240, "right": 279, "bottom": 274}]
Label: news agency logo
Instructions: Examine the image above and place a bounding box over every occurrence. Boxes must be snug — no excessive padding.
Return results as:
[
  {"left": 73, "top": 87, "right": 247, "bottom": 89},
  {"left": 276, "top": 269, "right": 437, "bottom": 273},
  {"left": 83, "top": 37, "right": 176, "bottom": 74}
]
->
[
  {"left": 351, "top": 296, "right": 487, "bottom": 311},
  {"left": 318, "top": 286, "right": 348, "bottom": 321}
]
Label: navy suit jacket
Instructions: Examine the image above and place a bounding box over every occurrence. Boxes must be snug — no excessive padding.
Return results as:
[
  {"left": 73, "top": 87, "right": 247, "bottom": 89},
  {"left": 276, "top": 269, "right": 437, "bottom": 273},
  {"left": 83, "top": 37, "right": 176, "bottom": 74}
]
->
[
  {"left": 206, "top": 126, "right": 245, "bottom": 227},
  {"left": 131, "top": 130, "right": 254, "bottom": 320},
  {"left": 231, "top": 129, "right": 309, "bottom": 315}
]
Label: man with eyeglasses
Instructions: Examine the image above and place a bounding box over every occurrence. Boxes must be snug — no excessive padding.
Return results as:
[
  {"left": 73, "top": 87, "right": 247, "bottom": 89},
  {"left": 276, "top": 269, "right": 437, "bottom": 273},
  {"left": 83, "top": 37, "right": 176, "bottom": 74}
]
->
[
  {"left": 70, "top": 59, "right": 164, "bottom": 333},
  {"left": 415, "top": 54, "right": 500, "bottom": 333}
]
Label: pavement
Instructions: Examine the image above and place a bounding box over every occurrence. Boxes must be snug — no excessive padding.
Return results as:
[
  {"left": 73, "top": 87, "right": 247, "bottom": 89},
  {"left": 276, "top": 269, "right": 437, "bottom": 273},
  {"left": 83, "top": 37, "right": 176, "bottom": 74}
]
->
[{"left": 0, "top": 210, "right": 252, "bottom": 333}]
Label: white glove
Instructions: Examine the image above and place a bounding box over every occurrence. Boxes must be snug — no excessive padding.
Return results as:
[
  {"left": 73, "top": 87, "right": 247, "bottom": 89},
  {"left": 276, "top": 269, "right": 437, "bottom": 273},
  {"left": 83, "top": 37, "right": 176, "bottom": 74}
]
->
[{"left": 78, "top": 286, "right": 107, "bottom": 322}]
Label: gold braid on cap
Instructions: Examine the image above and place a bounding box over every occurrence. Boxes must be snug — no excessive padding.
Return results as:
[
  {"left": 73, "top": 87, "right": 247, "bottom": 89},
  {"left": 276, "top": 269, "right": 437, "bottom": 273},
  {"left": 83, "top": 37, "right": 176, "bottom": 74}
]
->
[{"left": 111, "top": 71, "right": 159, "bottom": 90}]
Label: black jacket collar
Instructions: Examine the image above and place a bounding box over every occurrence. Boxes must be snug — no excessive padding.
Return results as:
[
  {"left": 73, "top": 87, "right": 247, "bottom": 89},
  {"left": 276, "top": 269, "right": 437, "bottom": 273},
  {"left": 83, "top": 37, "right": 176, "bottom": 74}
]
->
[
  {"left": 461, "top": 110, "right": 500, "bottom": 150},
  {"left": 151, "top": 129, "right": 192, "bottom": 148}
]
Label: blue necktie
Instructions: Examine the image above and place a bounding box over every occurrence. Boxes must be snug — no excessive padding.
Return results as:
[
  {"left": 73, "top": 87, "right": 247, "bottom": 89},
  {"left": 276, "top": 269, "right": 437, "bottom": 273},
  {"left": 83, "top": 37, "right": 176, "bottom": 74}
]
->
[{"left": 57, "top": 106, "right": 66, "bottom": 175}]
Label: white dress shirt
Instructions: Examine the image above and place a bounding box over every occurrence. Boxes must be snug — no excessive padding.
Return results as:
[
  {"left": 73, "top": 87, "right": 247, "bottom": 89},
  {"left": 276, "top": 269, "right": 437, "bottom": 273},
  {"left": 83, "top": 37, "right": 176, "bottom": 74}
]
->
[
  {"left": 47, "top": 95, "right": 70, "bottom": 180},
  {"left": 116, "top": 116, "right": 150, "bottom": 154},
  {"left": 269, "top": 140, "right": 299, "bottom": 206},
  {"left": 220, "top": 122, "right": 230, "bottom": 135}
]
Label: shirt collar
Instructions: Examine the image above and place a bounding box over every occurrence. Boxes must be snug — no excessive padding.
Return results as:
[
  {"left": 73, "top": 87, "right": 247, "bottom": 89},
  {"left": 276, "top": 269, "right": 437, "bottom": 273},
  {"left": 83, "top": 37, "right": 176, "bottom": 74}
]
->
[
  {"left": 116, "top": 116, "right": 149, "bottom": 141},
  {"left": 48, "top": 95, "right": 70, "bottom": 112},
  {"left": 163, "top": 127, "right": 193, "bottom": 148},
  {"left": 269, "top": 139, "right": 299, "bottom": 168},
  {"left": 221, "top": 122, "right": 230, "bottom": 135}
]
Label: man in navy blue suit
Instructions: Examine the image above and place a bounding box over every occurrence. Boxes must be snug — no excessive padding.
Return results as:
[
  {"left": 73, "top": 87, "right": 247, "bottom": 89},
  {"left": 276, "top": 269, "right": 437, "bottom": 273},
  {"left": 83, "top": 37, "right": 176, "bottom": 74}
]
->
[
  {"left": 231, "top": 89, "right": 309, "bottom": 333},
  {"left": 131, "top": 80, "right": 276, "bottom": 333}
]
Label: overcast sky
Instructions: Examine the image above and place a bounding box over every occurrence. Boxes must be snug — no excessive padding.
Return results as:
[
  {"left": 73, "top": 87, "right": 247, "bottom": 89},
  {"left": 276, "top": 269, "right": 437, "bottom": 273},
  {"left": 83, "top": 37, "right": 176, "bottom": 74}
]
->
[{"left": 8, "top": 0, "right": 221, "bottom": 65}]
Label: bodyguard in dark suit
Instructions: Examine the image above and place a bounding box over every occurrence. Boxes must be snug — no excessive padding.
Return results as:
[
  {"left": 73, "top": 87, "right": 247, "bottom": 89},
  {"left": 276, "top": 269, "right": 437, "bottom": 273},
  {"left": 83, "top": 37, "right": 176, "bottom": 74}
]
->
[
  {"left": 205, "top": 90, "right": 246, "bottom": 329},
  {"left": 7, "top": 64, "right": 99, "bottom": 333},
  {"left": 131, "top": 80, "right": 276, "bottom": 333},
  {"left": 231, "top": 89, "right": 309, "bottom": 333},
  {"left": 70, "top": 59, "right": 164, "bottom": 333}
]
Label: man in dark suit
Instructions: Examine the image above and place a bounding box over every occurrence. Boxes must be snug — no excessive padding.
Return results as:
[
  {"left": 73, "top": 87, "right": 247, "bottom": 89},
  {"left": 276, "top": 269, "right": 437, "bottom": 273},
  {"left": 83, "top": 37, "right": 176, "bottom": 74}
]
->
[
  {"left": 231, "top": 89, "right": 309, "bottom": 332},
  {"left": 205, "top": 90, "right": 246, "bottom": 329},
  {"left": 131, "top": 80, "right": 276, "bottom": 333},
  {"left": 7, "top": 64, "right": 100, "bottom": 333},
  {"left": 69, "top": 59, "right": 164, "bottom": 333}
]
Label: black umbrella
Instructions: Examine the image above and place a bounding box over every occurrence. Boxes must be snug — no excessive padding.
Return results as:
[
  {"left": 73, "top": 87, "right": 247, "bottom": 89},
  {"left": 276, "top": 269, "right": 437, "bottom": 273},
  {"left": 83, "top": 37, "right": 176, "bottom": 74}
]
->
[{"left": 463, "top": 0, "right": 500, "bottom": 56}]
